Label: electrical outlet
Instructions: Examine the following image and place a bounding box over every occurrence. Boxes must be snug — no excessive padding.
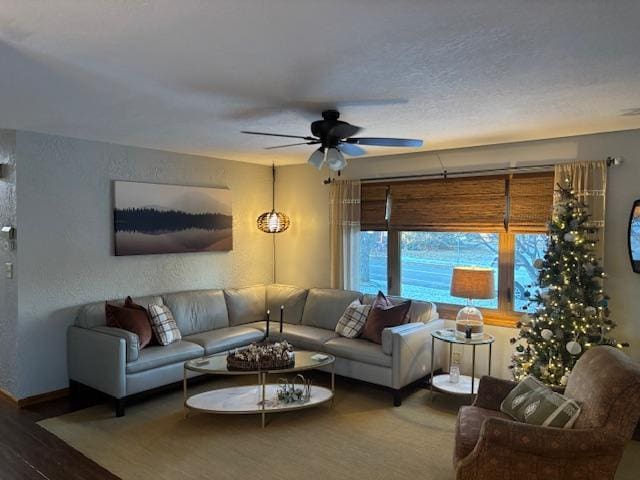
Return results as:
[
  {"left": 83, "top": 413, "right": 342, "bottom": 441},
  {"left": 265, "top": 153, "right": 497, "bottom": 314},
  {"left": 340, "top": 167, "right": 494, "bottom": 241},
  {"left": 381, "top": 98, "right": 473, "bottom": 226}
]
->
[
  {"left": 452, "top": 351, "right": 462, "bottom": 364},
  {"left": 5, "top": 262, "right": 13, "bottom": 279}
]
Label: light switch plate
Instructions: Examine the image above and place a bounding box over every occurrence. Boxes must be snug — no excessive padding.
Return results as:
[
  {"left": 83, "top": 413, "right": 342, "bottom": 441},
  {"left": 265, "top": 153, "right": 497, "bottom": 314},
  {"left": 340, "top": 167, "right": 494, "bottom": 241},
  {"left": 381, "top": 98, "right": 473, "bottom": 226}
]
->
[
  {"left": 5, "top": 262, "right": 13, "bottom": 279},
  {"left": 452, "top": 351, "right": 462, "bottom": 364}
]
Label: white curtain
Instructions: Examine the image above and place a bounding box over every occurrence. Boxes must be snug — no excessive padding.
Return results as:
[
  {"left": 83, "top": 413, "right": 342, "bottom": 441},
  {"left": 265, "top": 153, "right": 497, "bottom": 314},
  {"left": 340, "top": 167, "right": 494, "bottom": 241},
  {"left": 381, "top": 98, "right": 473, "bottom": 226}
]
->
[
  {"left": 329, "top": 180, "right": 361, "bottom": 290},
  {"left": 554, "top": 160, "right": 607, "bottom": 261}
]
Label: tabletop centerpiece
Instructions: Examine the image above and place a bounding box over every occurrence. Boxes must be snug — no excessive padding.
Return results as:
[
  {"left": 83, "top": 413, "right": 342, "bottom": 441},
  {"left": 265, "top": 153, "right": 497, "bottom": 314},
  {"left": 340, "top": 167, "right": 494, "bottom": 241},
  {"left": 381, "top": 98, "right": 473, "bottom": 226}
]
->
[{"left": 227, "top": 340, "right": 294, "bottom": 371}]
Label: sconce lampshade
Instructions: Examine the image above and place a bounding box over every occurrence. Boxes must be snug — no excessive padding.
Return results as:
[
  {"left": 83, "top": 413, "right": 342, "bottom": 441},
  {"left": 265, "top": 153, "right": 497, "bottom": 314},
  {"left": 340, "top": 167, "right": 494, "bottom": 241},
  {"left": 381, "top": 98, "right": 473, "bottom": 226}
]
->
[{"left": 257, "top": 210, "right": 290, "bottom": 233}]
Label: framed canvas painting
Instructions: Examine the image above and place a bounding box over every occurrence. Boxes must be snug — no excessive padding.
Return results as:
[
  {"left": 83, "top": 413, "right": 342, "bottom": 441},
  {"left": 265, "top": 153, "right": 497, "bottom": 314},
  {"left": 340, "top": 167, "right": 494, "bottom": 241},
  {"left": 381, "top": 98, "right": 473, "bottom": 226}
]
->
[{"left": 113, "top": 181, "right": 232, "bottom": 255}]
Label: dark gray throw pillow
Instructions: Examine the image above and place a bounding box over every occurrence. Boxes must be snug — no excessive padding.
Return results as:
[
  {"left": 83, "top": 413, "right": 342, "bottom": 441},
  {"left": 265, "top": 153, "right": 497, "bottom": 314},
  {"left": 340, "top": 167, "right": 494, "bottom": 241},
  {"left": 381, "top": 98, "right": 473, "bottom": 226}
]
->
[{"left": 500, "top": 375, "right": 581, "bottom": 429}]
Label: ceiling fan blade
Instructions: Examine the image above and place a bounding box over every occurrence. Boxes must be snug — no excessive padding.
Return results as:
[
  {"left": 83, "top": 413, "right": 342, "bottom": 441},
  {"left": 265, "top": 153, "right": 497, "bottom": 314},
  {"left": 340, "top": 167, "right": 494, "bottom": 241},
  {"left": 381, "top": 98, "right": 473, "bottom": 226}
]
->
[
  {"left": 264, "top": 141, "right": 319, "bottom": 150},
  {"left": 338, "top": 142, "right": 366, "bottom": 157},
  {"left": 345, "top": 137, "right": 423, "bottom": 147},
  {"left": 242, "top": 131, "right": 316, "bottom": 141},
  {"left": 329, "top": 123, "right": 361, "bottom": 139}
]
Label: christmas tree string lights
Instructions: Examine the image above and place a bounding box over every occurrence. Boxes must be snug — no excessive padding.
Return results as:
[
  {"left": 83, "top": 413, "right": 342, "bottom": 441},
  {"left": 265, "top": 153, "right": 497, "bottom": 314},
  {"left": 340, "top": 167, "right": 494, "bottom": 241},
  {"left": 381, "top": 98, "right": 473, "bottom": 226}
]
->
[{"left": 510, "top": 178, "right": 628, "bottom": 386}]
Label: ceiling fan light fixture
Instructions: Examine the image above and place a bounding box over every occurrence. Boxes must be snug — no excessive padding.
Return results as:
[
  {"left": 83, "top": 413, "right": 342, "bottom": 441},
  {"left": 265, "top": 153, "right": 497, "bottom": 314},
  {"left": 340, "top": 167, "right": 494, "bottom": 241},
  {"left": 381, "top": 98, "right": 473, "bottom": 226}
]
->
[
  {"left": 308, "top": 147, "right": 326, "bottom": 170},
  {"left": 326, "top": 147, "right": 347, "bottom": 171}
]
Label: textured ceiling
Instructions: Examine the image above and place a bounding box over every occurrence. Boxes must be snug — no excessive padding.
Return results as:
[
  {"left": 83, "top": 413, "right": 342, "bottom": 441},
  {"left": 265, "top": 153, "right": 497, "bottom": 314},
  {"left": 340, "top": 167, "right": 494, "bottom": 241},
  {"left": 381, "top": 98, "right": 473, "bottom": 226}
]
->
[{"left": 1, "top": 1, "right": 640, "bottom": 166}]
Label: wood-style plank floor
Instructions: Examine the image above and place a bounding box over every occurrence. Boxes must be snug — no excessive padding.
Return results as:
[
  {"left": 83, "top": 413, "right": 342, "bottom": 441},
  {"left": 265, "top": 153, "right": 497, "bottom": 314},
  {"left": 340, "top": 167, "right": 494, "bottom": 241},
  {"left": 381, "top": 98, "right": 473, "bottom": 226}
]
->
[{"left": 0, "top": 395, "right": 119, "bottom": 480}]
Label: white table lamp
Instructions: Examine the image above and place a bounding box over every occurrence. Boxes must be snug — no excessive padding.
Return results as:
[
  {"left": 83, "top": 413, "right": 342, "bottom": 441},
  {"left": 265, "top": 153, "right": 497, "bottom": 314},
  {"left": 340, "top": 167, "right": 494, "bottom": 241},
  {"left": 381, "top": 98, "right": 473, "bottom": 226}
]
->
[{"left": 450, "top": 267, "right": 495, "bottom": 339}]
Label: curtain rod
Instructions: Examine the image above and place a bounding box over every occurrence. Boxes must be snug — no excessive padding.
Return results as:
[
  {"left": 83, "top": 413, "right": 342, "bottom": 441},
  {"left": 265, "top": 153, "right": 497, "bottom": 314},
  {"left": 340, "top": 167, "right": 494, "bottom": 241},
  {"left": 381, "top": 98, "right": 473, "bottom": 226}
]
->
[{"left": 355, "top": 156, "right": 622, "bottom": 184}]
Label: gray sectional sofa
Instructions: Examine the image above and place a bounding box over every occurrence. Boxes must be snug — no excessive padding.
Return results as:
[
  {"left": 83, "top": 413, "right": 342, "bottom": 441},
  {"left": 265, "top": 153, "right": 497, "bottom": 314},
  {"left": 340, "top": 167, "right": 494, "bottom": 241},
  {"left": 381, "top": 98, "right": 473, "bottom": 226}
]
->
[{"left": 67, "top": 284, "right": 443, "bottom": 416}]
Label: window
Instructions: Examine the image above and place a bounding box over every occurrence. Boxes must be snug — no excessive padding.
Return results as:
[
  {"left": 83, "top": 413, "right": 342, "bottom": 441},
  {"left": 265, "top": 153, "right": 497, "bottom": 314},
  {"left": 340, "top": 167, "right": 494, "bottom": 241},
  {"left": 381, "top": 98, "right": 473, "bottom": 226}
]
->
[
  {"left": 358, "top": 172, "right": 554, "bottom": 326},
  {"left": 400, "top": 232, "right": 498, "bottom": 308},
  {"left": 359, "top": 231, "right": 388, "bottom": 295},
  {"left": 514, "top": 233, "right": 548, "bottom": 311}
]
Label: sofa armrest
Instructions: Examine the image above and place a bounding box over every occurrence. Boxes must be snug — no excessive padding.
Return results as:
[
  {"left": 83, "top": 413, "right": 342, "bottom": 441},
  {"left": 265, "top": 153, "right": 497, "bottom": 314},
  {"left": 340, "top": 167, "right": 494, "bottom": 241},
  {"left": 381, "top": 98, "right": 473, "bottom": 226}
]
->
[
  {"left": 381, "top": 322, "right": 425, "bottom": 355},
  {"left": 67, "top": 326, "right": 126, "bottom": 398},
  {"left": 472, "top": 375, "right": 518, "bottom": 410},
  {"left": 387, "top": 320, "right": 444, "bottom": 389},
  {"left": 92, "top": 326, "right": 140, "bottom": 362}
]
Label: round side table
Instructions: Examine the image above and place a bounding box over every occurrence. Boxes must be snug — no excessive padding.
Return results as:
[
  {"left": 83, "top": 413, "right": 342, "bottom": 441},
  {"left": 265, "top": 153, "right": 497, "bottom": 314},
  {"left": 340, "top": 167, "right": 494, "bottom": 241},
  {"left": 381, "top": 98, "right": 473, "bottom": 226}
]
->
[{"left": 429, "top": 328, "right": 495, "bottom": 398}]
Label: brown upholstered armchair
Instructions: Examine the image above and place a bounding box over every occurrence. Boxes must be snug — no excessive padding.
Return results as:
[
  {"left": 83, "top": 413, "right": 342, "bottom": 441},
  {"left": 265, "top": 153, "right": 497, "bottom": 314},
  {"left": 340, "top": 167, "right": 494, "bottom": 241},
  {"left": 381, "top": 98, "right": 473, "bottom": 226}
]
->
[{"left": 453, "top": 346, "right": 640, "bottom": 480}]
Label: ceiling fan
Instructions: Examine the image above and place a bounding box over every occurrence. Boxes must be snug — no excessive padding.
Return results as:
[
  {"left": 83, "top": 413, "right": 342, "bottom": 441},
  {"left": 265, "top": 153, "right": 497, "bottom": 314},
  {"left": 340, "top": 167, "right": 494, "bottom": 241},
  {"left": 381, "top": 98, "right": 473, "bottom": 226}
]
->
[{"left": 241, "top": 110, "right": 423, "bottom": 171}]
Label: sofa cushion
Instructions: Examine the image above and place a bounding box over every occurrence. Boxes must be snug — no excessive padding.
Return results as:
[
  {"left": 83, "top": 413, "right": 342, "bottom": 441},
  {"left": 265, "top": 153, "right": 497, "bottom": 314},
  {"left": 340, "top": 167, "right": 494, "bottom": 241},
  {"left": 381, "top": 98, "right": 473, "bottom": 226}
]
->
[
  {"left": 266, "top": 284, "right": 308, "bottom": 325},
  {"left": 125, "top": 340, "right": 204, "bottom": 374},
  {"left": 284, "top": 324, "right": 339, "bottom": 351},
  {"left": 184, "top": 326, "right": 265, "bottom": 355},
  {"left": 224, "top": 285, "right": 266, "bottom": 326},
  {"left": 245, "top": 322, "right": 339, "bottom": 351},
  {"left": 323, "top": 337, "right": 392, "bottom": 368},
  {"left": 163, "top": 289, "right": 228, "bottom": 336},
  {"left": 363, "top": 294, "right": 437, "bottom": 323},
  {"left": 76, "top": 295, "right": 163, "bottom": 329},
  {"left": 301, "top": 288, "right": 362, "bottom": 331},
  {"left": 454, "top": 406, "right": 512, "bottom": 464}
]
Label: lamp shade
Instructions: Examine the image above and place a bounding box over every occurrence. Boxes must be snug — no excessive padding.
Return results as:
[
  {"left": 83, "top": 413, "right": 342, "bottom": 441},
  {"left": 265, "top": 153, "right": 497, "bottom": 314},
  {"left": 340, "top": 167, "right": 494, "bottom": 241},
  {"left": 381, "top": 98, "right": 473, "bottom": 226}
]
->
[
  {"left": 308, "top": 148, "right": 325, "bottom": 170},
  {"left": 450, "top": 267, "right": 495, "bottom": 299},
  {"left": 325, "top": 147, "right": 347, "bottom": 171},
  {"left": 257, "top": 210, "right": 290, "bottom": 233}
]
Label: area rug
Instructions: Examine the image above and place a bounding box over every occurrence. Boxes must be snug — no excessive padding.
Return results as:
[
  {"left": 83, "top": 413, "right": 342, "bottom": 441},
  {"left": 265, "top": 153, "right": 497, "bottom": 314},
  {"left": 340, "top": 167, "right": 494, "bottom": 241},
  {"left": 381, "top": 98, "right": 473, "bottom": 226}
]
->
[{"left": 39, "top": 375, "right": 640, "bottom": 480}]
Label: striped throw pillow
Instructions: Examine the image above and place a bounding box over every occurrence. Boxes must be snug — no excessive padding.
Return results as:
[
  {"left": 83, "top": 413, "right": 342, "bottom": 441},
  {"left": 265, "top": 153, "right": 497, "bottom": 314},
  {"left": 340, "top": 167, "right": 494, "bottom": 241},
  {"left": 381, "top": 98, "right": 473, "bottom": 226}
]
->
[
  {"left": 500, "top": 375, "right": 581, "bottom": 428},
  {"left": 147, "top": 304, "right": 182, "bottom": 346},
  {"left": 335, "top": 300, "right": 371, "bottom": 338}
]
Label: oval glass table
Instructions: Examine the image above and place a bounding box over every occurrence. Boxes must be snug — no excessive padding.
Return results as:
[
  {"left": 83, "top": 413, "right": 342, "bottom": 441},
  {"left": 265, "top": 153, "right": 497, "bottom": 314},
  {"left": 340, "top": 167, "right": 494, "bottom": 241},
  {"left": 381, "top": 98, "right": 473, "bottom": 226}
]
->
[
  {"left": 429, "top": 328, "right": 495, "bottom": 398},
  {"left": 183, "top": 350, "right": 336, "bottom": 428}
]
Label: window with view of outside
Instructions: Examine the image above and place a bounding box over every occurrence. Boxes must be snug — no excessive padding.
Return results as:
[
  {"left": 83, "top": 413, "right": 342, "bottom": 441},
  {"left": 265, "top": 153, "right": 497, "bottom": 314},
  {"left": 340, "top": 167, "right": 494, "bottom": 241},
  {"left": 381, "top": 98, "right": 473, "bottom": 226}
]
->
[
  {"left": 359, "top": 231, "right": 388, "bottom": 294},
  {"left": 514, "top": 233, "right": 548, "bottom": 311},
  {"left": 399, "top": 232, "right": 498, "bottom": 308}
]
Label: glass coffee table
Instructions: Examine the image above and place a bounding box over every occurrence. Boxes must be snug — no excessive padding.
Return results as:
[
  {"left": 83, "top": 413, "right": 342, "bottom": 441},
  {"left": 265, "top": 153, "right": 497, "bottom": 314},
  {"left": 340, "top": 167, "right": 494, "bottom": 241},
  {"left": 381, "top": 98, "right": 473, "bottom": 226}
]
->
[{"left": 183, "top": 350, "right": 335, "bottom": 428}]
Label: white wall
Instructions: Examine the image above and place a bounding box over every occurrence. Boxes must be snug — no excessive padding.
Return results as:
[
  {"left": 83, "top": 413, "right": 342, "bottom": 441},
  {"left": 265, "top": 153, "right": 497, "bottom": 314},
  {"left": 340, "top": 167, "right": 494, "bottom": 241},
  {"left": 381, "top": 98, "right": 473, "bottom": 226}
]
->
[
  {"left": 13, "top": 131, "right": 274, "bottom": 398},
  {"left": 276, "top": 129, "right": 640, "bottom": 379}
]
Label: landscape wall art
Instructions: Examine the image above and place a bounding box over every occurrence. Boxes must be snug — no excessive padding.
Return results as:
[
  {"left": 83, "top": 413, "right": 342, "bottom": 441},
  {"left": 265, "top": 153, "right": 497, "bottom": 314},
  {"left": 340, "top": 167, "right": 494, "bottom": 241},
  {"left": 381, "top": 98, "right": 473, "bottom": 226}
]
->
[{"left": 113, "top": 181, "right": 232, "bottom": 255}]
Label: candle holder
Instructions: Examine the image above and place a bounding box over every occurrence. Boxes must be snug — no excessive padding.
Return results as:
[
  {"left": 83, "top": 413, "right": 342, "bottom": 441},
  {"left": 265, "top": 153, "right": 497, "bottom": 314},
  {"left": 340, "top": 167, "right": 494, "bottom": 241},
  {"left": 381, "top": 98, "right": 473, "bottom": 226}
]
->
[{"left": 265, "top": 309, "right": 271, "bottom": 339}]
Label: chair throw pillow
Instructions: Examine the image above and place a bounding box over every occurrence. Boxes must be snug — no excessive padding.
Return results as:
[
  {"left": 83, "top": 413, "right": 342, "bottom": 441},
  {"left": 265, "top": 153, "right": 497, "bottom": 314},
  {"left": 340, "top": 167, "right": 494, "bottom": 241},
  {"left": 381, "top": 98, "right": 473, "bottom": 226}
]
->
[
  {"left": 500, "top": 375, "right": 581, "bottom": 428},
  {"left": 147, "top": 304, "right": 182, "bottom": 346},
  {"left": 361, "top": 300, "right": 412, "bottom": 344},
  {"left": 335, "top": 300, "right": 372, "bottom": 338},
  {"left": 105, "top": 296, "right": 153, "bottom": 349}
]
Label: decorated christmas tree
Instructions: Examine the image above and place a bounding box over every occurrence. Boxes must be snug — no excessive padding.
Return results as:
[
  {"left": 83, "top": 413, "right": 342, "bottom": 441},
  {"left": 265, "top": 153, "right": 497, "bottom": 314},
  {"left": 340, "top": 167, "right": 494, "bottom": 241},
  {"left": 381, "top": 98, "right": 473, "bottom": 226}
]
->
[{"left": 510, "top": 179, "right": 628, "bottom": 386}]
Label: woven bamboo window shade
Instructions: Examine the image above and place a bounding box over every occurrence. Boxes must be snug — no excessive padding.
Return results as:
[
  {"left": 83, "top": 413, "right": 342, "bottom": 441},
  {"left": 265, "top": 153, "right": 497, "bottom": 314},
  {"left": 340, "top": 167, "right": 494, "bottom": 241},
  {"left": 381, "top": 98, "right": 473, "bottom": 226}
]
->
[
  {"left": 360, "top": 173, "right": 554, "bottom": 232},
  {"left": 360, "top": 183, "right": 389, "bottom": 230},
  {"left": 507, "top": 172, "right": 555, "bottom": 232},
  {"left": 388, "top": 176, "right": 507, "bottom": 231}
]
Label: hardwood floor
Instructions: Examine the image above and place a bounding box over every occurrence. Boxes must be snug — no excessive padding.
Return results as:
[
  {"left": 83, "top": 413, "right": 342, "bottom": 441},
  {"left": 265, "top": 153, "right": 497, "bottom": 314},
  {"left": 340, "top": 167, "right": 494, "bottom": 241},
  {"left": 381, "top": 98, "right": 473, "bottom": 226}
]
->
[{"left": 0, "top": 395, "right": 119, "bottom": 480}]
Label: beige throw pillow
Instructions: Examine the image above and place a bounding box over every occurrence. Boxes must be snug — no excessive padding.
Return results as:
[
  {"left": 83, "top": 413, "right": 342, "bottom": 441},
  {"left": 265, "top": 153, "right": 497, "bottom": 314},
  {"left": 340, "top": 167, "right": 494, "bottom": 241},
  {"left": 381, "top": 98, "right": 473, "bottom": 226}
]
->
[
  {"left": 148, "top": 304, "right": 182, "bottom": 346},
  {"left": 335, "top": 300, "right": 371, "bottom": 338}
]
